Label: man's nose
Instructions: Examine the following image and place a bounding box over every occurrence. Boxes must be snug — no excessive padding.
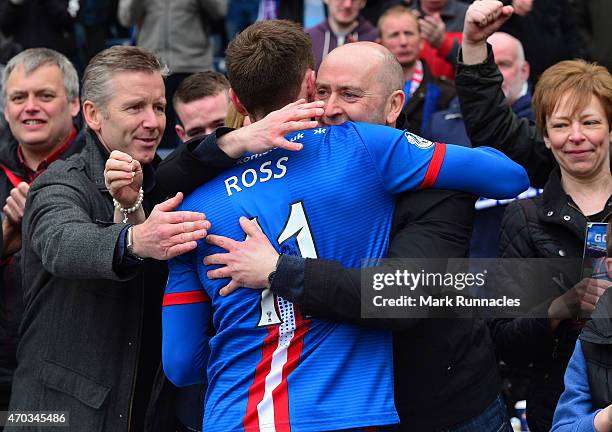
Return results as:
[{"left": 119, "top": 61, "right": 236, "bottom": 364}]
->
[
  {"left": 323, "top": 93, "right": 343, "bottom": 118},
  {"left": 142, "top": 106, "right": 162, "bottom": 129},
  {"left": 24, "top": 95, "right": 39, "bottom": 112}
]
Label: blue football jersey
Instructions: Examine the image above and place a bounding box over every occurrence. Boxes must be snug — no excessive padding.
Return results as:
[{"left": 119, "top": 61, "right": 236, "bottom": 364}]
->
[{"left": 162, "top": 122, "right": 529, "bottom": 432}]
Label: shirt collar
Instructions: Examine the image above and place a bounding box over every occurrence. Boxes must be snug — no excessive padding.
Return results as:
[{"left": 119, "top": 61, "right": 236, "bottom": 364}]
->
[{"left": 17, "top": 126, "right": 77, "bottom": 183}]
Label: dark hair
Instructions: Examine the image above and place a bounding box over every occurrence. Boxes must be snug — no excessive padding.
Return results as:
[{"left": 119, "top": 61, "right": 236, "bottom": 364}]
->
[
  {"left": 173, "top": 71, "right": 229, "bottom": 111},
  {"left": 225, "top": 20, "right": 314, "bottom": 119}
]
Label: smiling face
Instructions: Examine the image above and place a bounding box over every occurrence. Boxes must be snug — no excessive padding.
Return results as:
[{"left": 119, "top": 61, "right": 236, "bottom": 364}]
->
[
  {"left": 84, "top": 71, "right": 166, "bottom": 164},
  {"left": 4, "top": 63, "right": 79, "bottom": 153},
  {"left": 544, "top": 93, "right": 611, "bottom": 181},
  {"left": 316, "top": 46, "right": 390, "bottom": 126}
]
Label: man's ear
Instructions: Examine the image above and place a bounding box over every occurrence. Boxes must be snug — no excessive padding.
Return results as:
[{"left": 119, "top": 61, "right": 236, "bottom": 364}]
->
[
  {"left": 175, "top": 124, "right": 186, "bottom": 142},
  {"left": 385, "top": 89, "right": 405, "bottom": 126},
  {"left": 229, "top": 88, "right": 248, "bottom": 116},
  {"left": 520, "top": 61, "right": 530, "bottom": 82},
  {"left": 82, "top": 100, "right": 102, "bottom": 132},
  {"left": 69, "top": 98, "right": 80, "bottom": 118},
  {"left": 306, "top": 69, "right": 316, "bottom": 102}
]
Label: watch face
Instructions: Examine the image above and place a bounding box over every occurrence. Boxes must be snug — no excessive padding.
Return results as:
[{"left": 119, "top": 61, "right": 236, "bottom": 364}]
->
[
  {"left": 126, "top": 226, "right": 143, "bottom": 260},
  {"left": 127, "top": 227, "right": 134, "bottom": 249}
]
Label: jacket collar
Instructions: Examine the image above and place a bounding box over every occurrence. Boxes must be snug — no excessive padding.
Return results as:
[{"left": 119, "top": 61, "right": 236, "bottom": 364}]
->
[
  {"left": 84, "top": 130, "right": 159, "bottom": 194},
  {"left": 539, "top": 163, "right": 612, "bottom": 237},
  {"left": 510, "top": 92, "right": 534, "bottom": 121},
  {"left": 0, "top": 123, "right": 86, "bottom": 180}
]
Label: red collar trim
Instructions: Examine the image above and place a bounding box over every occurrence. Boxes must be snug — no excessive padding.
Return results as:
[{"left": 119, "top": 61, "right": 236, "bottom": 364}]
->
[{"left": 17, "top": 126, "right": 77, "bottom": 182}]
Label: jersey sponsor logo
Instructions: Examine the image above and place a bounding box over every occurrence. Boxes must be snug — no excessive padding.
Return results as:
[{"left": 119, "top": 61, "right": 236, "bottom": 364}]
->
[
  {"left": 404, "top": 132, "right": 434, "bottom": 149},
  {"left": 237, "top": 149, "right": 275, "bottom": 165},
  {"left": 313, "top": 127, "right": 327, "bottom": 135},
  {"left": 289, "top": 132, "right": 304, "bottom": 142},
  {"left": 224, "top": 157, "right": 289, "bottom": 196}
]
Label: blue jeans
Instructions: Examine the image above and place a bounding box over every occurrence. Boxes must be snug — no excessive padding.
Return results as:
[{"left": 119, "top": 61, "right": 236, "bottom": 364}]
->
[{"left": 442, "top": 394, "right": 513, "bottom": 432}]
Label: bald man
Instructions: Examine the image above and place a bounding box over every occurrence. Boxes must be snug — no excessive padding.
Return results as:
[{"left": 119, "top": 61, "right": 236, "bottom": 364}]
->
[
  {"left": 488, "top": 32, "right": 530, "bottom": 106},
  {"left": 427, "top": 30, "right": 535, "bottom": 258},
  {"left": 194, "top": 40, "right": 514, "bottom": 431}
]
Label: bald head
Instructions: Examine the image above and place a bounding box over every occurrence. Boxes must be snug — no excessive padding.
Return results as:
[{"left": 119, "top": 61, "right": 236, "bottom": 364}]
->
[
  {"left": 316, "top": 42, "right": 406, "bottom": 127},
  {"left": 487, "top": 32, "right": 530, "bottom": 105},
  {"left": 325, "top": 42, "right": 404, "bottom": 97},
  {"left": 488, "top": 32, "right": 525, "bottom": 64}
]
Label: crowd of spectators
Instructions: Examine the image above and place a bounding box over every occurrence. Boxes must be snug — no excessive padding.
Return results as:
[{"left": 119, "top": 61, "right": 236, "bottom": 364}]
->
[{"left": 0, "top": 1, "right": 610, "bottom": 432}]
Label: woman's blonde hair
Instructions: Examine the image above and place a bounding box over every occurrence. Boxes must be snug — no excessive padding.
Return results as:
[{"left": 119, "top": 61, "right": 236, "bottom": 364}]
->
[{"left": 225, "top": 102, "right": 246, "bottom": 129}]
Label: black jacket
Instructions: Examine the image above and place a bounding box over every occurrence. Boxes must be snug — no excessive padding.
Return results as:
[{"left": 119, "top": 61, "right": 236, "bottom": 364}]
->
[
  {"left": 492, "top": 165, "right": 612, "bottom": 432},
  {"left": 0, "top": 126, "right": 85, "bottom": 411},
  {"left": 580, "top": 290, "right": 612, "bottom": 411},
  {"left": 500, "top": 0, "right": 582, "bottom": 83},
  {"left": 455, "top": 44, "right": 555, "bottom": 188},
  {"left": 284, "top": 189, "right": 501, "bottom": 431},
  {"left": 0, "top": 0, "right": 77, "bottom": 58}
]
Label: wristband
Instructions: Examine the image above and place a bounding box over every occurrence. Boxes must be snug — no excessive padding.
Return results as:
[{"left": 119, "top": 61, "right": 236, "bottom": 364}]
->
[{"left": 113, "top": 187, "right": 144, "bottom": 223}]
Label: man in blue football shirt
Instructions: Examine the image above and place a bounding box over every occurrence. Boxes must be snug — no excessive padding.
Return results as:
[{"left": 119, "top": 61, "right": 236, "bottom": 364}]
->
[
  {"left": 158, "top": 20, "right": 526, "bottom": 432},
  {"left": 106, "top": 20, "right": 526, "bottom": 432}
]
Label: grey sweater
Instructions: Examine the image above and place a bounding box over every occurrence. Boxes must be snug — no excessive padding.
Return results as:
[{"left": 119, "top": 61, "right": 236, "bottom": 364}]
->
[{"left": 118, "top": 0, "right": 227, "bottom": 73}]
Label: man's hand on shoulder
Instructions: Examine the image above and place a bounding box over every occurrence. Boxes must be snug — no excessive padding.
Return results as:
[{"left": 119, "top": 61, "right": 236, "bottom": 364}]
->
[
  {"left": 131, "top": 192, "right": 210, "bottom": 260},
  {"left": 218, "top": 99, "right": 324, "bottom": 158}
]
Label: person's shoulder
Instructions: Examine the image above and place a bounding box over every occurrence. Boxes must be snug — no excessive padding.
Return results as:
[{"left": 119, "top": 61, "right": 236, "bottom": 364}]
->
[
  {"left": 305, "top": 21, "right": 327, "bottom": 36},
  {"left": 33, "top": 150, "right": 90, "bottom": 190},
  {"left": 356, "top": 16, "right": 378, "bottom": 39}
]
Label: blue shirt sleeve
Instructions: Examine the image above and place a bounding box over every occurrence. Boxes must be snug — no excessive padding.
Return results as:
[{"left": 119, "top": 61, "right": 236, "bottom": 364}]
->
[
  {"left": 551, "top": 340, "right": 600, "bottom": 432},
  {"left": 162, "top": 250, "right": 211, "bottom": 387},
  {"left": 352, "top": 123, "right": 530, "bottom": 199}
]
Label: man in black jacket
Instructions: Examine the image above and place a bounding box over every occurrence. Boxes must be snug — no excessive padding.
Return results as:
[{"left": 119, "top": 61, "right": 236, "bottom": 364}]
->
[
  {"left": 8, "top": 46, "right": 214, "bottom": 432},
  {"left": 0, "top": 0, "right": 78, "bottom": 60},
  {"left": 156, "top": 34, "right": 508, "bottom": 432},
  {"left": 455, "top": 0, "right": 554, "bottom": 188},
  {"left": 0, "top": 48, "right": 84, "bottom": 413}
]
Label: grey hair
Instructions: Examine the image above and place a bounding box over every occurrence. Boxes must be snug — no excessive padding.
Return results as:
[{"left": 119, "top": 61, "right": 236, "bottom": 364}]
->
[
  {"left": 2, "top": 48, "right": 79, "bottom": 102},
  {"left": 82, "top": 45, "right": 168, "bottom": 111}
]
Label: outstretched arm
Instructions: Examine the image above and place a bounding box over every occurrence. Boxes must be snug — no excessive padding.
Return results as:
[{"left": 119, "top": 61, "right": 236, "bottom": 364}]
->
[
  {"left": 456, "top": 0, "right": 553, "bottom": 187},
  {"left": 163, "top": 251, "right": 211, "bottom": 387}
]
